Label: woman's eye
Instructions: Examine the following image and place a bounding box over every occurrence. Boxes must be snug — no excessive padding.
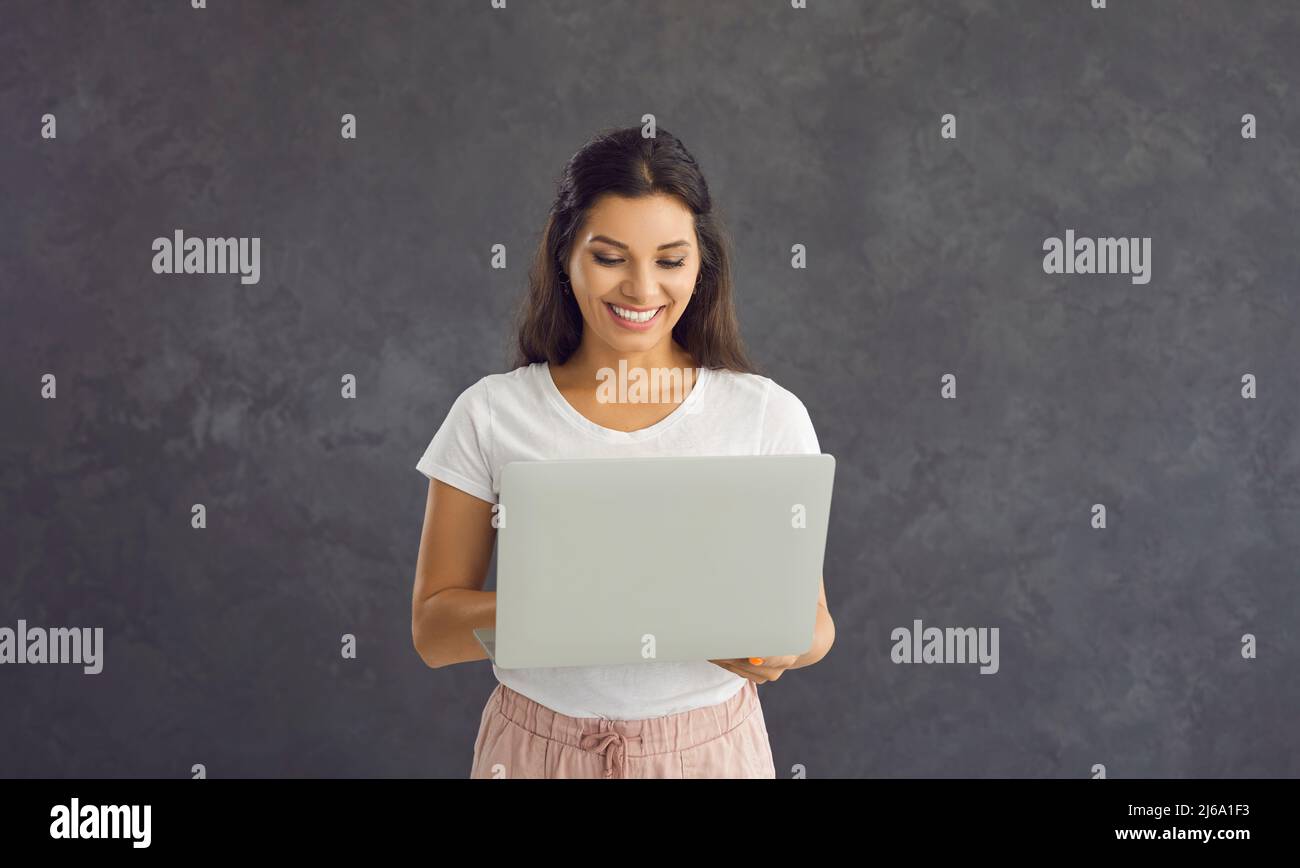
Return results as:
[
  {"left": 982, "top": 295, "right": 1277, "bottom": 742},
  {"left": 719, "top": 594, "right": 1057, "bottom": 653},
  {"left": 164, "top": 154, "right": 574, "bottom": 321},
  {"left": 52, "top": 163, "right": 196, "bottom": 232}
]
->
[{"left": 591, "top": 254, "right": 686, "bottom": 269}]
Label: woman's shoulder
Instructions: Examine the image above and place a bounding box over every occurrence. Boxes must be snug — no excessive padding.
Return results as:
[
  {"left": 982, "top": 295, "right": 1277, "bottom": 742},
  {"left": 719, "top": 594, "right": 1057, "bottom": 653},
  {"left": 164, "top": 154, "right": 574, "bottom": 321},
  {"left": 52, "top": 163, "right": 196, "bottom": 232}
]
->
[
  {"left": 705, "top": 367, "right": 807, "bottom": 412},
  {"left": 455, "top": 362, "right": 542, "bottom": 401},
  {"left": 706, "top": 368, "right": 819, "bottom": 452}
]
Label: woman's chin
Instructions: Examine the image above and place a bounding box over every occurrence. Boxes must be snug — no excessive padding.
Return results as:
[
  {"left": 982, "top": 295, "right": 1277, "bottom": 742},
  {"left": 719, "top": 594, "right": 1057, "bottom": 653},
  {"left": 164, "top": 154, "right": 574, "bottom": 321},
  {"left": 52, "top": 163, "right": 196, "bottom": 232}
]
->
[{"left": 592, "top": 324, "right": 665, "bottom": 351}]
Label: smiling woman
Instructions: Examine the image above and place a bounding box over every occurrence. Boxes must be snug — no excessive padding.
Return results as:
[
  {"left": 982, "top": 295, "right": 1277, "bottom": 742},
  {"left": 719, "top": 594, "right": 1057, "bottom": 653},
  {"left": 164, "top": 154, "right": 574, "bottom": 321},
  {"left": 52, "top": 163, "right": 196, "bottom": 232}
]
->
[
  {"left": 573, "top": 218, "right": 696, "bottom": 334},
  {"left": 555, "top": 192, "right": 704, "bottom": 365},
  {"left": 515, "top": 130, "right": 754, "bottom": 377},
  {"left": 410, "top": 126, "right": 835, "bottom": 779}
]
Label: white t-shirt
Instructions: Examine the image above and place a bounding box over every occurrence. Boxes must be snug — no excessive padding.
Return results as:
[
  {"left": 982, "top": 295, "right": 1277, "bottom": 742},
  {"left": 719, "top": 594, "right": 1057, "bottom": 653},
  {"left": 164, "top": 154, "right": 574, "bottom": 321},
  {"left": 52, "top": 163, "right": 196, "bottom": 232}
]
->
[{"left": 415, "top": 361, "right": 821, "bottom": 720}]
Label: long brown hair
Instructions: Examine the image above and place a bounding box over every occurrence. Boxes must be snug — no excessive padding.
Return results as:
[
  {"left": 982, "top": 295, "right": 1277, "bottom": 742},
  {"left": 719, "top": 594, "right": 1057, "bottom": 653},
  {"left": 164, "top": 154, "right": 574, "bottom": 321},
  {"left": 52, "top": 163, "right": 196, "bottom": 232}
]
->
[{"left": 512, "top": 126, "right": 758, "bottom": 374}]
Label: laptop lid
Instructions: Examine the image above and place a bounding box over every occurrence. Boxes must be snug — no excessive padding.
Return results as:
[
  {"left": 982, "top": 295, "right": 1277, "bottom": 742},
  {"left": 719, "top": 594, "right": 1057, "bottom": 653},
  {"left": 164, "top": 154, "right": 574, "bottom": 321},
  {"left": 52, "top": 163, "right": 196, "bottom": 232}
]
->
[{"left": 491, "top": 453, "right": 835, "bottom": 669}]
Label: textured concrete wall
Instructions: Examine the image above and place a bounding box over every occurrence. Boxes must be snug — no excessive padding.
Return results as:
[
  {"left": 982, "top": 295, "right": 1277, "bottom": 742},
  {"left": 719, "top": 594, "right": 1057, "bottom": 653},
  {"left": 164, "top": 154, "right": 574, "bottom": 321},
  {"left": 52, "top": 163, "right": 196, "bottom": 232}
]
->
[{"left": 1, "top": 0, "right": 1296, "bottom": 777}]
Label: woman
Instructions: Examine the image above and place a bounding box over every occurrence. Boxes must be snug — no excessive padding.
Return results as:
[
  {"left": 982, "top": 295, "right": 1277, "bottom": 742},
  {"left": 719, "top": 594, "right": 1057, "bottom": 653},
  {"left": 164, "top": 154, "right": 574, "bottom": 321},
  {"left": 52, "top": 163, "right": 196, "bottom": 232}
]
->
[{"left": 411, "top": 126, "right": 835, "bottom": 778}]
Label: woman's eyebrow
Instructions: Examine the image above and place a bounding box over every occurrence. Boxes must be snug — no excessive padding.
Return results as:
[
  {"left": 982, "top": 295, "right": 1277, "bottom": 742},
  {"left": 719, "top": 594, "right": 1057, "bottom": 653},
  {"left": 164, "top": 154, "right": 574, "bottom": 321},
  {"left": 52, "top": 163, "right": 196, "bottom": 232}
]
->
[{"left": 588, "top": 234, "right": 692, "bottom": 251}]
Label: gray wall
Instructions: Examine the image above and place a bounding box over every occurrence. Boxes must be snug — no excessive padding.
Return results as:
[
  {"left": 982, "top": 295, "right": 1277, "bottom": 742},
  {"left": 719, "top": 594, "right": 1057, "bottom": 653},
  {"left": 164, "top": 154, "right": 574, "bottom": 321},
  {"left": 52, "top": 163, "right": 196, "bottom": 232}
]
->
[{"left": 2, "top": 0, "right": 1296, "bottom": 778}]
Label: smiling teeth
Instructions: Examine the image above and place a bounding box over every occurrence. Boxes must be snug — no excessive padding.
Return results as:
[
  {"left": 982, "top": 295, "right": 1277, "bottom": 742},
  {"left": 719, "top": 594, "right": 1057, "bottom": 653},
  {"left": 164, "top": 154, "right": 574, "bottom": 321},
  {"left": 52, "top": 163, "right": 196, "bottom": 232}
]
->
[{"left": 610, "top": 304, "right": 661, "bottom": 323}]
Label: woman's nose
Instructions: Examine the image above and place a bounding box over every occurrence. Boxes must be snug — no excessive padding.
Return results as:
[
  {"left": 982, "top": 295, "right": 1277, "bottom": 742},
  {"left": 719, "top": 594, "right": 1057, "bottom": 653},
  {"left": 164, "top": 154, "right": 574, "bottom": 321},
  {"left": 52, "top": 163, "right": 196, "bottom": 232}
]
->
[{"left": 621, "top": 267, "right": 662, "bottom": 303}]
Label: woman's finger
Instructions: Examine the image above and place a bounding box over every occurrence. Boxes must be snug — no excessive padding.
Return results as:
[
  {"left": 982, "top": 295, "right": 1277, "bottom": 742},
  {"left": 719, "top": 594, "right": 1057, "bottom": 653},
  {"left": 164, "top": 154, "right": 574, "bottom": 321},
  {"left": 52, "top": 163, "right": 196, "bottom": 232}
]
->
[{"left": 709, "top": 659, "right": 766, "bottom": 683}]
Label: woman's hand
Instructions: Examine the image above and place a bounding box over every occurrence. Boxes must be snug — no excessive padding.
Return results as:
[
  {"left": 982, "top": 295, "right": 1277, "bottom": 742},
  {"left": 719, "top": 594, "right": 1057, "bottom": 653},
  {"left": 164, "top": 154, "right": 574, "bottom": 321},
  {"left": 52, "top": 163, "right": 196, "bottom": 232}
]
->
[
  {"left": 707, "top": 579, "right": 834, "bottom": 683},
  {"left": 708, "top": 655, "right": 801, "bottom": 684}
]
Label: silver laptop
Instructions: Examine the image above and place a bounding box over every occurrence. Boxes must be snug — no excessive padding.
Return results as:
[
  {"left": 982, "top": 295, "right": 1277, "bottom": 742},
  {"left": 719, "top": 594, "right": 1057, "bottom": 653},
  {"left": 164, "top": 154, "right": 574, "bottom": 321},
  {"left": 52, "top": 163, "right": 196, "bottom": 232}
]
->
[{"left": 473, "top": 453, "right": 835, "bottom": 669}]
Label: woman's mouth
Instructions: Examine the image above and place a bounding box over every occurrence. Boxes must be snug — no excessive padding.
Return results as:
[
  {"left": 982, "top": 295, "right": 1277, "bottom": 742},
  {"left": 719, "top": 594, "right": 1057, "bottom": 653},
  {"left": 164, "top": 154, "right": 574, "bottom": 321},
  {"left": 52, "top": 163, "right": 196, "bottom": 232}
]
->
[{"left": 605, "top": 302, "right": 665, "bottom": 331}]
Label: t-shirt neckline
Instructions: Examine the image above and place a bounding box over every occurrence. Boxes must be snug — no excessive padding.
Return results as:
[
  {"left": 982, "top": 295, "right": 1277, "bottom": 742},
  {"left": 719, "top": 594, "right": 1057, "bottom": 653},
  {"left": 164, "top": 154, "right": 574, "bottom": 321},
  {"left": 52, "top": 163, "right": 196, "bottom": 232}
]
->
[{"left": 536, "top": 361, "right": 714, "bottom": 442}]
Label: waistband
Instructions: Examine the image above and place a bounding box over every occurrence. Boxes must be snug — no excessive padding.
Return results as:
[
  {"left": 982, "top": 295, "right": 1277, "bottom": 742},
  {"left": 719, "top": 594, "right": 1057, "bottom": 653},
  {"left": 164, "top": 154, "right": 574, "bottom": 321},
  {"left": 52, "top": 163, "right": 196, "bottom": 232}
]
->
[{"left": 491, "top": 679, "right": 757, "bottom": 779}]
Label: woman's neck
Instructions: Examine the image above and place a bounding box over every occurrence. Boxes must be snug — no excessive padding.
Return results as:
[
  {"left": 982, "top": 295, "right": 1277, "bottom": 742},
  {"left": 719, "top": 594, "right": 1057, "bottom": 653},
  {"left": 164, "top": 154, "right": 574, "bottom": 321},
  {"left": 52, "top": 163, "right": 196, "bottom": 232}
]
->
[{"left": 553, "top": 338, "right": 697, "bottom": 391}]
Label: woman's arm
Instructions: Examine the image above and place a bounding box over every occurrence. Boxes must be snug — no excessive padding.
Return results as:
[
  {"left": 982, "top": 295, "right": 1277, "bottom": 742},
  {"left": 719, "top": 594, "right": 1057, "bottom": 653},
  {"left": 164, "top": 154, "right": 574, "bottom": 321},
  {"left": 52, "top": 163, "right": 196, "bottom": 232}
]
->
[
  {"left": 788, "top": 575, "right": 834, "bottom": 670},
  {"left": 710, "top": 575, "right": 833, "bottom": 682},
  {"left": 411, "top": 478, "right": 498, "bottom": 668}
]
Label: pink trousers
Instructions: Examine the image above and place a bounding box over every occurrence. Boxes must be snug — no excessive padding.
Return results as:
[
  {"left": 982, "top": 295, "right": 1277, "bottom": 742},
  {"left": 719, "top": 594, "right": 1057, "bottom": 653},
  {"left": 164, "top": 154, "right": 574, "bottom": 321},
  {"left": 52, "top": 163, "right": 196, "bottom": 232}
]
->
[{"left": 469, "top": 679, "right": 777, "bottom": 779}]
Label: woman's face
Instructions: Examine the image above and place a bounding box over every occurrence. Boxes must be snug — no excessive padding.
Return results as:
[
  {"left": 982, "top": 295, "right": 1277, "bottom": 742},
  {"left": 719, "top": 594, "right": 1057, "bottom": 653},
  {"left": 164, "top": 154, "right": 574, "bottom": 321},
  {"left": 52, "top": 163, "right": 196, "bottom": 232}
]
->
[{"left": 564, "top": 192, "right": 700, "bottom": 356}]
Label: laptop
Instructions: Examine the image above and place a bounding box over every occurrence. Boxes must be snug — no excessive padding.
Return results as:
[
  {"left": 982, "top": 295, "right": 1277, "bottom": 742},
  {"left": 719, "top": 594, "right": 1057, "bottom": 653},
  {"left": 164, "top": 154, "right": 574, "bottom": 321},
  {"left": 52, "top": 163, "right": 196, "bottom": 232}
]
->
[{"left": 473, "top": 453, "right": 835, "bottom": 669}]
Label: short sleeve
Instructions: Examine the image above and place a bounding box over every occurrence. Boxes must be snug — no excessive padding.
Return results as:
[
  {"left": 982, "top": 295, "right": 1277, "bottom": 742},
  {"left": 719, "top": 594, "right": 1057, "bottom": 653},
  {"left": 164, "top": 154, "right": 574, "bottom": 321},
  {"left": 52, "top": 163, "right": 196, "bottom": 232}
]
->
[
  {"left": 759, "top": 379, "right": 821, "bottom": 455},
  {"left": 415, "top": 377, "right": 497, "bottom": 503}
]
